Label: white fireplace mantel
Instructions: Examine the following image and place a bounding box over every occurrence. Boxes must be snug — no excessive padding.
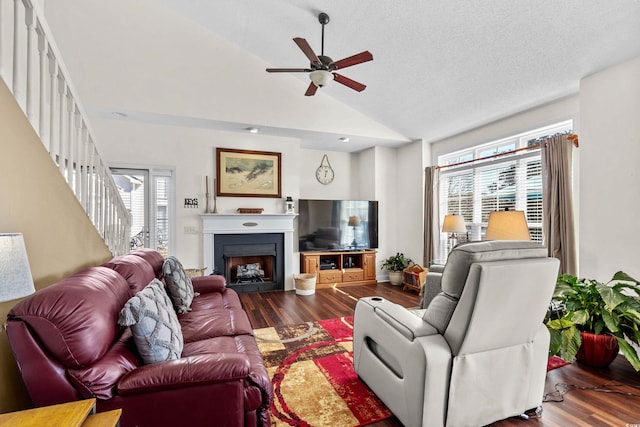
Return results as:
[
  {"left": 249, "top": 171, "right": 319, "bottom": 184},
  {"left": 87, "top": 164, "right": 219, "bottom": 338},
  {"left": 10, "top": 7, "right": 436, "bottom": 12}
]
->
[{"left": 201, "top": 214, "right": 297, "bottom": 290}]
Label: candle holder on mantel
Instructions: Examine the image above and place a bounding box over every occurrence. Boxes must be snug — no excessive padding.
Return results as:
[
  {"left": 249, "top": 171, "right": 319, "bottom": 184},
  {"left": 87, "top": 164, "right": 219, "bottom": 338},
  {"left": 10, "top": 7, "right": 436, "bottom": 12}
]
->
[
  {"left": 205, "top": 191, "right": 211, "bottom": 213},
  {"left": 204, "top": 176, "right": 213, "bottom": 213}
]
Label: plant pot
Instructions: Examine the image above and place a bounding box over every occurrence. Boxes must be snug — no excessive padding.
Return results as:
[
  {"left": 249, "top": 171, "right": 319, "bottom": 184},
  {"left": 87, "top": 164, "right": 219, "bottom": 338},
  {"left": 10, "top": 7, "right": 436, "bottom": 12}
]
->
[
  {"left": 576, "top": 331, "right": 619, "bottom": 368},
  {"left": 387, "top": 271, "right": 404, "bottom": 286}
]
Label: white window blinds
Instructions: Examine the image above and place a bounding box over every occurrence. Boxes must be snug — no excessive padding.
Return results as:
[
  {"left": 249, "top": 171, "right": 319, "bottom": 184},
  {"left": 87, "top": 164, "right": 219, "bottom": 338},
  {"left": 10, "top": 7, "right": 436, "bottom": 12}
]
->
[{"left": 437, "top": 121, "right": 572, "bottom": 259}]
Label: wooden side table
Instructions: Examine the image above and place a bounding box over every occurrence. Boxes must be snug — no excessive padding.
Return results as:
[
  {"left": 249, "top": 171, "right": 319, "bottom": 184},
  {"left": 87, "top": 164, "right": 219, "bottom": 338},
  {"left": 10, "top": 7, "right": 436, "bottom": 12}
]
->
[{"left": 0, "top": 398, "right": 121, "bottom": 427}]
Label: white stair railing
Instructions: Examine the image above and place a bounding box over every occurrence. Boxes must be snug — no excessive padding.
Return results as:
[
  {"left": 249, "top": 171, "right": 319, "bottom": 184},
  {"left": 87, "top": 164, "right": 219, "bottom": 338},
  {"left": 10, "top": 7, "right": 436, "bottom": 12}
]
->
[{"left": 0, "top": 0, "right": 130, "bottom": 255}]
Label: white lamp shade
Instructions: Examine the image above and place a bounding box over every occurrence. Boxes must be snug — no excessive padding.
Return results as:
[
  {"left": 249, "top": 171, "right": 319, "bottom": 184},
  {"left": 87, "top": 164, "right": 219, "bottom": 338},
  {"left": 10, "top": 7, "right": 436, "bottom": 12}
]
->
[
  {"left": 348, "top": 216, "right": 361, "bottom": 227},
  {"left": 309, "top": 70, "right": 333, "bottom": 87},
  {"left": 485, "top": 210, "right": 531, "bottom": 240},
  {"left": 442, "top": 215, "right": 466, "bottom": 233},
  {"left": 0, "top": 233, "right": 36, "bottom": 302}
]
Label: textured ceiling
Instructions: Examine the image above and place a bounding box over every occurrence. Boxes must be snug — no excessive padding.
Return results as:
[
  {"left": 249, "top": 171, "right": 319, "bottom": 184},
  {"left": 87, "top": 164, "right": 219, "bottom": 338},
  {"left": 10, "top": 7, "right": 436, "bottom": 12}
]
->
[{"left": 42, "top": 0, "right": 640, "bottom": 152}]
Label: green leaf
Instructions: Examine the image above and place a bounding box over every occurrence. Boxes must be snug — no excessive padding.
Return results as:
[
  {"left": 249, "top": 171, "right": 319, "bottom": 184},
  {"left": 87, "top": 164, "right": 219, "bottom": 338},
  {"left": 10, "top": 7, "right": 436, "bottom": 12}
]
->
[
  {"left": 548, "top": 330, "right": 562, "bottom": 357},
  {"left": 593, "top": 319, "right": 605, "bottom": 335},
  {"left": 617, "top": 338, "right": 640, "bottom": 371},
  {"left": 598, "top": 284, "right": 626, "bottom": 310},
  {"left": 626, "top": 309, "right": 640, "bottom": 323},
  {"left": 602, "top": 310, "right": 620, "bottom": 333},
  {"left": 571, "top": 310, "right": 589, "bottom": 325},
  {"left": 559, "top": 327, "right": 581, "bottom": 361},
  {"left": 612, "top": 271, "right": 639, "bottom": 285},
  {"left": 547, "top": 318, "right": 575, "bottom": 330}
]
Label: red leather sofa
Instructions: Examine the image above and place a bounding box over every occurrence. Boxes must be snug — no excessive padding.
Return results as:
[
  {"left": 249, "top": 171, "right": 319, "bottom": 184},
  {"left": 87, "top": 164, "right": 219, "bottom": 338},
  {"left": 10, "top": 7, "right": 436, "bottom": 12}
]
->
[{"left": 6, "top": 249, "right": 272, "bottom": 427}]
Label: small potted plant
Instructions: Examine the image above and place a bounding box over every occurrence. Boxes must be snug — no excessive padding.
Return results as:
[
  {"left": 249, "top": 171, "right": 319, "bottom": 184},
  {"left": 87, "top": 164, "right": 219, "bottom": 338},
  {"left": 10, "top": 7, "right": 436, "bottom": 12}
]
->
[
  {"left": 546, "top": 271, "right": 640, "bottom": 370},
  {"left": 381, "top": 253, "right": 413, "bottom": 286}
]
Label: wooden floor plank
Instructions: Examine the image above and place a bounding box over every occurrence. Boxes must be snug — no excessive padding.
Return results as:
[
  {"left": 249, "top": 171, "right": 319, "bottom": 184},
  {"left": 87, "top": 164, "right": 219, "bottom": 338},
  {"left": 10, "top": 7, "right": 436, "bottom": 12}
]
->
[{"left": 239, "top": 283, "right": 640, "bottom": 426}]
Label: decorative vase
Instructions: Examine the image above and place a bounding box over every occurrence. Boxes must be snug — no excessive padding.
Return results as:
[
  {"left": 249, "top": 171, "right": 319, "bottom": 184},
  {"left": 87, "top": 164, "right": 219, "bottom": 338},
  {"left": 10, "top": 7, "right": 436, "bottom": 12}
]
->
[
  {"left": 388, "top": 271, "right": 404, "bottom": 286},
  {"left": 576, "top": 331, "right": 619, "bottom": 368}
]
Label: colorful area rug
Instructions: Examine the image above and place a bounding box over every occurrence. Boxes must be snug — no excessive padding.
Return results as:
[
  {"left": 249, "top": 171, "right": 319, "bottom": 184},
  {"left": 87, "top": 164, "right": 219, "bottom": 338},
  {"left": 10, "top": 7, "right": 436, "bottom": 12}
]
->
[
  {"left": 253, "top": 315, "right": 392, "bottom": 427},
  {"left": 254, "top": 315, "right": 568, "bottom": 426},
  {"left": 547, "top": 355, "right": 572, "bottom": 371}
]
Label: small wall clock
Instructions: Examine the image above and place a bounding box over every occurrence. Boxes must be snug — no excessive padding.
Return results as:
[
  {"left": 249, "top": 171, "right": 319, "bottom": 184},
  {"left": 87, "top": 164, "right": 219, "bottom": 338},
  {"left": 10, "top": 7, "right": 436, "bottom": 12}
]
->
[{"left": 315, "top": 154, "right": 335, "bottom": 185}]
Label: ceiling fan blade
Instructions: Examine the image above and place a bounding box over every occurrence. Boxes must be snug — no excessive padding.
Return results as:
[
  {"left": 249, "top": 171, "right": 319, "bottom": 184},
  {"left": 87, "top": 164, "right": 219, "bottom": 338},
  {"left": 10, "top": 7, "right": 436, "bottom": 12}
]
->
[
  {"left": 330, "top": 51, "right": 373, "bottom": 70},
  {"left": 333, "top": 73, "right": 366, "bottom": 92},
  {"left": 266, "top": 68, "right": 312, "bottom": 73},
  {"left": 304, "top": 82, "right": 318, "bottom": 96},
  {"left": 293, "top": 38, "right": 321, "bottom": 66}
]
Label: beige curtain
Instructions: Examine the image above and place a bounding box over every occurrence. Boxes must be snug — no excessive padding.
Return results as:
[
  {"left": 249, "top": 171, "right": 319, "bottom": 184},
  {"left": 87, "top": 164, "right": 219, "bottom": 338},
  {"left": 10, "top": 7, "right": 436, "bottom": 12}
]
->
[
  {"left": 423, "top": 166, "right": 439, "bottom": 266},
  {"left": 541, "top": 134, "right": 577, "bottom": 275}
]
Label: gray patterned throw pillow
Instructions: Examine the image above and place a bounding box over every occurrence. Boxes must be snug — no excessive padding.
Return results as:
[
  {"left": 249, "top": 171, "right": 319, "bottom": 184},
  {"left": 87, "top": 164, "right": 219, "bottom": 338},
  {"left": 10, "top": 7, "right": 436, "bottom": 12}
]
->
[
  {"left": 118, "top": 279, "right": 183, "bottom": 364},
  {"left": 162, "top": 256, "right": 195, "bottom": 314}
]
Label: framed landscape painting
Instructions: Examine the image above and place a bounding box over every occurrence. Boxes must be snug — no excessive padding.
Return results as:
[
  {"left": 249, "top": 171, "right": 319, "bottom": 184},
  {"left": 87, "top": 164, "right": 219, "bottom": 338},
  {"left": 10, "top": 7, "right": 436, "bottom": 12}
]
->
[{"left": 216, "top": 148, "right": 282, "bottom": 198}]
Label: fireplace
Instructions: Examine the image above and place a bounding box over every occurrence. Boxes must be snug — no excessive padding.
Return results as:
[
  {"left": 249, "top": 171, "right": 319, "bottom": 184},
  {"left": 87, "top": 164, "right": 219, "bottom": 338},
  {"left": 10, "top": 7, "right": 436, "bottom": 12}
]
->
[
  {"left": 201, "top": 214, "right": 297, "bottom": 293},
  {"left": 214, "top": 233, "right": 284, "bottom": 293}
]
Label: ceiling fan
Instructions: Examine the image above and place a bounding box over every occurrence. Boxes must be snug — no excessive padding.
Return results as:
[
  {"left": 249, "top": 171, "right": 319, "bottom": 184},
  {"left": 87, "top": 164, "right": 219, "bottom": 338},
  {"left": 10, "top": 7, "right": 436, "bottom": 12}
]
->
[{"left": 266, "top": 12, "right": 373, "bottom": 96}]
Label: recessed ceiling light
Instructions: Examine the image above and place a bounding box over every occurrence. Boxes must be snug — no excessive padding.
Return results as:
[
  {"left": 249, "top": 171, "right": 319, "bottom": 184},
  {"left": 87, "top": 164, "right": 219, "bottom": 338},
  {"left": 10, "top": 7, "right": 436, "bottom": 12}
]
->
[
  {"left": 340, "top": 137, "right": 350, "bottom": 142},
  {"left": 246, "top": 127, "right": 259, "bottom": 134},
  {"left": 112, "top": 112, "right": 128, "bottom": 118}
]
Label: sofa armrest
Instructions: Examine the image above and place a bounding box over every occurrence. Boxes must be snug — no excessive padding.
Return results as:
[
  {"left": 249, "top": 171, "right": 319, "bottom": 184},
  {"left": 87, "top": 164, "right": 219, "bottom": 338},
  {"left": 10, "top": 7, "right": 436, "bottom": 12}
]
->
[
  {"left": 191, "top": 275, "right": 226, "bottom": 293},
  {"left": 118, "top": 353, "right": 250, "bottom": 395}
]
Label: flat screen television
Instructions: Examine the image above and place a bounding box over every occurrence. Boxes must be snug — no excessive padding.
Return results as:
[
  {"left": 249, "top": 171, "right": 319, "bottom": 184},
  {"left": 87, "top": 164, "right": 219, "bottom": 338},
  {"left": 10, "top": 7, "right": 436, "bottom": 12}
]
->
[{"left": 298, "top": 199, "right": 379, "bottom": 251}]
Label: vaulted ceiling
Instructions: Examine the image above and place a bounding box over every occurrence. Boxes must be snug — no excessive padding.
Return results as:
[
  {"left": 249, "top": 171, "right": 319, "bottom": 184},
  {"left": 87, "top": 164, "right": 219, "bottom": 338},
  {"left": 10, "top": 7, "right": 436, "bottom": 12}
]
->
[{"left": 43, "top": 0, "right": 640, "bottom": 152}]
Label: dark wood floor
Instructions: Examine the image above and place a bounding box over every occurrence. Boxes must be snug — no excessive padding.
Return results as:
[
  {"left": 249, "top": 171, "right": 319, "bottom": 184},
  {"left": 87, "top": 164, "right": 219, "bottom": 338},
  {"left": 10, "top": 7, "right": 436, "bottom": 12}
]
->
[{"left": 239, "top": 283, "right": 640, "bottom": 427}]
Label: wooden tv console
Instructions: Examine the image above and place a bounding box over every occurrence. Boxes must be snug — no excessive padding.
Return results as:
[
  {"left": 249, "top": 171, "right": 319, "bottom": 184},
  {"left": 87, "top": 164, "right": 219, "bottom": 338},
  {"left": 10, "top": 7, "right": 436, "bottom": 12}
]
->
[{"left": 300, "top": 250, "right": 377, "bottom": 288}]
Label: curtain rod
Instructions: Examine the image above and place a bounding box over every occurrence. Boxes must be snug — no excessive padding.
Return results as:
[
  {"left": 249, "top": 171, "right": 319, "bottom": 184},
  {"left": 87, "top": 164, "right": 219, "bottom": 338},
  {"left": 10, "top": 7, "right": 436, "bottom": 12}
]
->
[{"left": 436, "top": 133, "right": 579, "bottom": 171}]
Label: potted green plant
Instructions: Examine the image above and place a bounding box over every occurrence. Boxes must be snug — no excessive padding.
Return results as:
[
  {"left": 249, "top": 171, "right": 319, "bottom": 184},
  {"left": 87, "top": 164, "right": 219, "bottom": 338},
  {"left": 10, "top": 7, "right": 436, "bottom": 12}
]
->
[
  {"left": 381, "top": 253, "right": 413, "bottom": 286},
  {"left": 546, "top": 271, "right": 640, "bottom": 370}
]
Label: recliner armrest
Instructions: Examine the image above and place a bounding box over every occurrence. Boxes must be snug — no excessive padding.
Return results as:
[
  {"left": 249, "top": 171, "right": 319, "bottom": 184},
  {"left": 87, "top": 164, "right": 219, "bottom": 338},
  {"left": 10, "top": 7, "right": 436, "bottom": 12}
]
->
[
  {"left": 429, "top": 264, "right": 445, "bottom": 274},
  {"left": 359, "top": 297, "right": 438, "bottom": 341},
  {"left": 118, "top": 353, "right": 250, "bottom": 395},
  {"left": 421, "top": 271, "right": 443, "bottom": 308}
]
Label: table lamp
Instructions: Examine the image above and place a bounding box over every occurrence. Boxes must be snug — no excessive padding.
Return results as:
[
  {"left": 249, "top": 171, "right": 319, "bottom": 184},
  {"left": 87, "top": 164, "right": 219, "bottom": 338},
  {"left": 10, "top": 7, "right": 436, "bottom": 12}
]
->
[
  {"left": 485, "top": 210, "right": 531, "bottom": 240},
  {"left": 442, "top": 215, "right": 467, "bottom": 251},
  {"left": 348, "top": 216, "right": 361, "bottom": 248},
  {"left": 0, "top": 233, "right": 36, "bottom": 303}
]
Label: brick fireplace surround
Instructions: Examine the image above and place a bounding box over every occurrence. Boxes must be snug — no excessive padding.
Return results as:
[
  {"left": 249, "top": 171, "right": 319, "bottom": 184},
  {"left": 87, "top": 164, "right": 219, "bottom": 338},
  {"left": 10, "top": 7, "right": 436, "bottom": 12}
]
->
[{"left": 201, "top": 214, "right": 297, "bottom": 292}]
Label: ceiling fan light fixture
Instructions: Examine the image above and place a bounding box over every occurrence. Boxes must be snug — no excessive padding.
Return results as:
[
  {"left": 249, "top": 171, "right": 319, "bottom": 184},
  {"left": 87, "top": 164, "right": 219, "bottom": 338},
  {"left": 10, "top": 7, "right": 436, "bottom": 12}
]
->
[{"left": 309, "top": 70, "right": 333, "bottom": 88}]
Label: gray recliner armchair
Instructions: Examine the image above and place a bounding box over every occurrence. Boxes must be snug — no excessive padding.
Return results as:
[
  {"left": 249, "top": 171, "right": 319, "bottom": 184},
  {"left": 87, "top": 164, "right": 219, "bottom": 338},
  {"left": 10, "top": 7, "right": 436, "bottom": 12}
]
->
[{"left": 353, "top": 241, "right": 559, "bottom": 427}]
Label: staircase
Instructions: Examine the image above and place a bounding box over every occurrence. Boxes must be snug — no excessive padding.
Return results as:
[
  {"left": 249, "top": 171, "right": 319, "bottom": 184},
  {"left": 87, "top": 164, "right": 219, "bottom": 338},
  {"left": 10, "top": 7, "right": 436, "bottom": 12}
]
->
[{"left": 0, "top": 0, "right": 130, "bottom": 255}]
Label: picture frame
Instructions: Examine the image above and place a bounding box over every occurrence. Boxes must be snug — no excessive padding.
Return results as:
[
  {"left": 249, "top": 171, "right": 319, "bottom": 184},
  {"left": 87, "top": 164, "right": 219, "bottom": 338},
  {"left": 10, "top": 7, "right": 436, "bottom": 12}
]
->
[{"left": 216, "top": 148, "right": 282, "bottom": 198}]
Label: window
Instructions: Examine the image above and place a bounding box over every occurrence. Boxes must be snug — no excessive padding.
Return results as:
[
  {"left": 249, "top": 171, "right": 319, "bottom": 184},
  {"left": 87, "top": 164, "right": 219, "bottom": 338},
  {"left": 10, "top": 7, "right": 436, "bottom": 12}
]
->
[{"left": 437, "top": 121, "right": 572, "bottom": 259}]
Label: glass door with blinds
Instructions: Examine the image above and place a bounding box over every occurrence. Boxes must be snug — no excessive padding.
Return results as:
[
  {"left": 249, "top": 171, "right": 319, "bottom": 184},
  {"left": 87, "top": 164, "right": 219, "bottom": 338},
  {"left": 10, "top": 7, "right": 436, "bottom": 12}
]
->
[{"left": 111, "top": 167, "right": 173, "bottom": 257}]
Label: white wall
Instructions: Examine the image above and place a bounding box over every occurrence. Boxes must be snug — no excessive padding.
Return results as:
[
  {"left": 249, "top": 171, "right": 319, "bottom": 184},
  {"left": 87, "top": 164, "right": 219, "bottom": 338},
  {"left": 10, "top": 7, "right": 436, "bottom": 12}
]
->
[
  {"left": 396, "top": 140, "right": 427, "bottom": 265},
  {"left": 93, "top": 119, "right": 305, "bottom": 268},
  {"left": 299, "top": 149, "right": 354, "bottom": 200},
  {"left": 431, "top": 96, "right": 579, "bottom": 159},
  {"left": 427, "top": 55, "right": 640, "bottom": 282},
  {"left": 579, "top": 56, "right": 640, "bottom": 281},
  {"left": 92, "top": 118, "right": 425, "bottom": 276},
  {"left": 93, "top": 56, "right": 640, "bottom": 286}
]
